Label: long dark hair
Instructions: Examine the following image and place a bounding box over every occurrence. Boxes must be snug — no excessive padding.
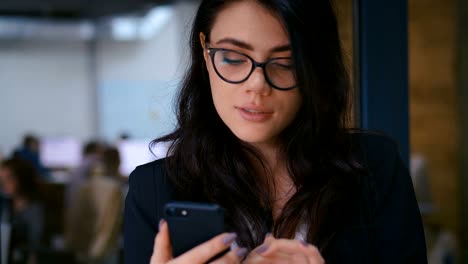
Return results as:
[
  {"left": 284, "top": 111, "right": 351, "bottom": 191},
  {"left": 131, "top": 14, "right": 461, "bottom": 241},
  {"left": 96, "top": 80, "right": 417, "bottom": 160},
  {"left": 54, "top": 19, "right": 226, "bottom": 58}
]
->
[{"left": 153, "top": 0, "right": 372, "bottom": 252}]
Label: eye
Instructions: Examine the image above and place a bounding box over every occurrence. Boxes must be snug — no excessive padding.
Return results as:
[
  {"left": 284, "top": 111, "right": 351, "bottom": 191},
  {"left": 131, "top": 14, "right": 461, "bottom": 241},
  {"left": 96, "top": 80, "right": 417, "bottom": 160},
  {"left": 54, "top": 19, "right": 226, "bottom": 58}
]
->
[
  {"left": 274, "top": 63, "right": 293, "bottom": 69},
  {"left": 221, "top": 56, "right": 247, "bottom": 65},
  {"left": 217, "top": 50, "right": 248, "bottom": 66},
  {"left": 270, "top": 59, "right": 294, "bottom": 71}
]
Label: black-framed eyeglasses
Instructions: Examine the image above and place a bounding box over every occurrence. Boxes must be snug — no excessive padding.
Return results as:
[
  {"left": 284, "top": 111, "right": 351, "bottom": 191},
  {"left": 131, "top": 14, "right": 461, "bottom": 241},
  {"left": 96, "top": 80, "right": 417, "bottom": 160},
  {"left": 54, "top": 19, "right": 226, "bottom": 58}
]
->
[{"left": 206, "top": 46, "right": 297, "bottom": 91}]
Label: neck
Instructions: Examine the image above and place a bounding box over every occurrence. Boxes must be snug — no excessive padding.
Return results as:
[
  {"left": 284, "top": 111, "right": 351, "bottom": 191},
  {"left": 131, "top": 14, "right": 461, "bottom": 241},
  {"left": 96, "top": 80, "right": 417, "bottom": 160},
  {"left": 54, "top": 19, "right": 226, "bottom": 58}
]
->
[
  {"left": 250, "top": 140, "right": 296, "bottom": 219},
  {"left": 250, "top": 140, "right": 279, "bottom": 170}
]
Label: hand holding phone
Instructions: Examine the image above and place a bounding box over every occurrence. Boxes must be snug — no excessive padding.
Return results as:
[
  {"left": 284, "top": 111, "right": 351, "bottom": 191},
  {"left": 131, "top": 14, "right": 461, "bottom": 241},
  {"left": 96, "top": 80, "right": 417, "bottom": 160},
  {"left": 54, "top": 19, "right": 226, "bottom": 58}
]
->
[
  {"left": 163, "top": 201, "right": 226, "bottom": 257},
  {"left": 151, "top": 219, "right": 247, "bottom": 264}
]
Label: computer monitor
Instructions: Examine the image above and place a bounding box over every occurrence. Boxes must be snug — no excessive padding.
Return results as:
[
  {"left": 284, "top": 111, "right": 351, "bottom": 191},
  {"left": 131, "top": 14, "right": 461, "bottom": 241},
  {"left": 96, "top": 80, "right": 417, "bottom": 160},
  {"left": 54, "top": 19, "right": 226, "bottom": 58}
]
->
[
  {"left": 117, "top": 139, "right": 164, "bottom": 176},
  {"left": 40, "top": 137, "right": 82, "bottom": 169}
]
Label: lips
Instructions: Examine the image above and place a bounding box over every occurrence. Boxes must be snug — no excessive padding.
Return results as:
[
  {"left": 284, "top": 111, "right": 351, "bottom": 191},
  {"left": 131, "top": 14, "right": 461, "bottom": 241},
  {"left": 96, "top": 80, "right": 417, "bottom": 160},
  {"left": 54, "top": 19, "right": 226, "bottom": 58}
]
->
[{"left": 236, "top": 105, "right": 273, "bottom": 122}]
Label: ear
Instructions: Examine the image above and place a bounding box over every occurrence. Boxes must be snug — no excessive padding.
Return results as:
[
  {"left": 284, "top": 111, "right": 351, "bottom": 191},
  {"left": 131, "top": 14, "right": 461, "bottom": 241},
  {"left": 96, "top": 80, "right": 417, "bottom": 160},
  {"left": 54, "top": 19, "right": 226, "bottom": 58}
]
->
[{"left": 199, "top": 32, "right": 209, "bottom": 63}]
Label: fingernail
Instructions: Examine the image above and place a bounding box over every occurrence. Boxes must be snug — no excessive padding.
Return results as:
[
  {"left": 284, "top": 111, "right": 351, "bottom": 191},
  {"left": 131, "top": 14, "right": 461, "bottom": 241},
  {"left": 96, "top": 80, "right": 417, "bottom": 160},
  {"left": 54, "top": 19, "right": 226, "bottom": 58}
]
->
[
  {"left": 265, "top": 232, "right": 273, "bottom": 239},
  {"left": 300, "top": 240, "right": 309, "bottom": 247},
  {"left": 223, "top": 233, "right": 237, "bottom": 245},
  {"left": 255, "top": 245, "right": 269, "bottom": 254},
  {"left": 159, "top": 218, "right": 165, "bottom": 229},
  {"left": 236, "top": 248, "right": 248, "bottom": 259}
]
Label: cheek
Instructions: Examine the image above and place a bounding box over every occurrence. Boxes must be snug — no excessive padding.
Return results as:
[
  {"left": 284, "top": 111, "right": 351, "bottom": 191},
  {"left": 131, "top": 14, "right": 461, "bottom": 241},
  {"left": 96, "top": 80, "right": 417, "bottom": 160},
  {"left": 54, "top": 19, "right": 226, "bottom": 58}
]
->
[{"left": 278, "top": 92, "right": 302, "bottom": 123}]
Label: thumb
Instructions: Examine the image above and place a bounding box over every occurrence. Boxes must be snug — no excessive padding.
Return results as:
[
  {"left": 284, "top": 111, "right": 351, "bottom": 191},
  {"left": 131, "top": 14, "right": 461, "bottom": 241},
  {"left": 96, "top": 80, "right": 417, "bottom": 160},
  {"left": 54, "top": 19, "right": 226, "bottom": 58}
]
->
[{"left": 151, "top": 219, "right": 173, "bottom": 264}]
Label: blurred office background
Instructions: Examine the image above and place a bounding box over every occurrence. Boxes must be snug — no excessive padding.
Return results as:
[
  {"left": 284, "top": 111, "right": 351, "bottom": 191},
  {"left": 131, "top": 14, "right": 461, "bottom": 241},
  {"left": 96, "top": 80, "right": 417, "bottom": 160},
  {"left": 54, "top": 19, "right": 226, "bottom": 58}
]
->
[{"left": 0, "top": 0, "right": 466, "bottom": 263}]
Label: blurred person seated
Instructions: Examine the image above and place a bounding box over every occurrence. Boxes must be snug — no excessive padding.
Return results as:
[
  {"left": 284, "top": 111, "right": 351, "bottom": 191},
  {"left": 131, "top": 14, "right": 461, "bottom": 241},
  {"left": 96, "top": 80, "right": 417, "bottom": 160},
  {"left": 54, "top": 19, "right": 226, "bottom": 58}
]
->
[
  {"left": 101, "top": 147, "right": 127, "bottom": 185},
  {"left": 64, "top": 146, "right": 124, "bottom": 264},
  {"left": 66, "top": 141, "right": 103, "bottom": 206},
  {"left": 101, "top": 146, "right": 128, "bottom": 206},
  {"left": 12, "top": 134, "right": 49, "bottom": 180},
  {"left": 71, "top": 141, "right": 103, "bottom": 184},
  {"left": 0, "top": 158, "right": 44, "bottom": 264}
]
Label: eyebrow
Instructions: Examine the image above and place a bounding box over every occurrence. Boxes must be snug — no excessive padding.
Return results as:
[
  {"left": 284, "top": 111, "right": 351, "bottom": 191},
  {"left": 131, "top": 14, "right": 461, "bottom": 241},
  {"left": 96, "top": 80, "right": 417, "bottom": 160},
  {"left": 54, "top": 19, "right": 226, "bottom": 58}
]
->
[{"left": 215, "top": 38, "right": 291, "bottom": 53}]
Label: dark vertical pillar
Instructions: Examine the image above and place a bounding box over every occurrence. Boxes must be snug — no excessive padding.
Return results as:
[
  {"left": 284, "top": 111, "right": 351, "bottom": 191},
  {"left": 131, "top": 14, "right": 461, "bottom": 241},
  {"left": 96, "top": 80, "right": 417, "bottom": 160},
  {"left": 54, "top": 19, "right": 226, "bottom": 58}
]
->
[{"left": 353, "top": 0, "right": 409, "bottom": 165}]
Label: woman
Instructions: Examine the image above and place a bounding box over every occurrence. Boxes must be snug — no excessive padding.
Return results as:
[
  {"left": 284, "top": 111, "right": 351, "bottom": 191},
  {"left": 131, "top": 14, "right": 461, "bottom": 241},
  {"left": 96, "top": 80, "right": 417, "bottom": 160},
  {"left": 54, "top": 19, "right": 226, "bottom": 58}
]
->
[
  {"left": 125, "top": 0, "right": 427, "bottom": 263},
  {"left": 0, "top": 158, "right": 44, "bottom": 264}
]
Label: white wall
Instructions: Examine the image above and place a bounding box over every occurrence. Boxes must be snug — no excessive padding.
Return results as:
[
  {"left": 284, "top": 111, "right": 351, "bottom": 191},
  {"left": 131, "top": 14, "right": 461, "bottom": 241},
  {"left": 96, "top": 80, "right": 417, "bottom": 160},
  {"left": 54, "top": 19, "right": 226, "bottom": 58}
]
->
[
  {"left": 0, "top": 1, "right": 200, "bottom": 157},
  {"left": 96, "top": 1, "right": 199, "bottom": 141},
  {"left": 0, "top": 40, "right": 96, "bottom": 156}
]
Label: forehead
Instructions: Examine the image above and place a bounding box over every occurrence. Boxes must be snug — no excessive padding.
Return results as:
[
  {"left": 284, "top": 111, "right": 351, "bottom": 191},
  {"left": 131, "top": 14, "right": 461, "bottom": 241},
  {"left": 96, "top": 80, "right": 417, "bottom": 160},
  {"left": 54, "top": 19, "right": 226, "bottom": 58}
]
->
[{"left": 209, "top": 1, "right": 289, "bottom": 49}]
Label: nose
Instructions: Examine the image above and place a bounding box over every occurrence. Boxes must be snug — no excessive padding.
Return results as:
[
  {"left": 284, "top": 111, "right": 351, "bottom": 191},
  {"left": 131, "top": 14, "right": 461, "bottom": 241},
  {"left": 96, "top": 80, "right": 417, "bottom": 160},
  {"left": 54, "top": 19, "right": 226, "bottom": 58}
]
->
[{"left": 245, "top": 67, "right": 272, "bottom": 96}]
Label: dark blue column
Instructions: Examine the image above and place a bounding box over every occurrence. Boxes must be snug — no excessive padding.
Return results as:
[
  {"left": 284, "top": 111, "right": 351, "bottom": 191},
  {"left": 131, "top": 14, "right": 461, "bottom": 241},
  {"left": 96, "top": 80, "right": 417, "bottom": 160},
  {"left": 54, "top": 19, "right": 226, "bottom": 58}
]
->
[{"left": 353, "top": 0, "right": 409, "bottom": 165}]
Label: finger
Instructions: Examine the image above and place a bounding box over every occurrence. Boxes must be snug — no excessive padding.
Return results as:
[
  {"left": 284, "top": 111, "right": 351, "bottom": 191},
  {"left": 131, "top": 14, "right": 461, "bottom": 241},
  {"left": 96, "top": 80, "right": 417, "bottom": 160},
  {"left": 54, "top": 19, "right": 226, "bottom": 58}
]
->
[
  {"left": 291, "top": 253, "right": 311, "bottom": 264},
  {"left": 255, "top": 239, "right": 323, "bottom": 263},
  {"left": 254, "top": 238, "right": 303, "bottom": 256},
  {"left": 151, "top": 219, "right": 173, "bottom": 263},
  {"left": 209, "top": 247, "right": 248, "bottom": 264},
  {"left": 299, "top": 243, "right": 324, "bottom": 264},
  {"left": 243, "top": 252, "right": 297, "bottom": 264},
  {"left": 252, "top": 237, "right": 273, "bottom": 256},
  {"left": 242, "top": 252, "right": 269, "bottom": 264},
  {"left": 172, "top": 232, "right": 237, "bottom": 264}
]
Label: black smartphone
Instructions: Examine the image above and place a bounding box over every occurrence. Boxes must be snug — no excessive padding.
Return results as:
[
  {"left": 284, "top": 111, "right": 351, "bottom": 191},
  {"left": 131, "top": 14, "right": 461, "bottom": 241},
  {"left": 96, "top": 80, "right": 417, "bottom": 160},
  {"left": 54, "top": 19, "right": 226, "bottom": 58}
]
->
[{"left": 163, "top": 201, "right": 226, "bottom": 257}]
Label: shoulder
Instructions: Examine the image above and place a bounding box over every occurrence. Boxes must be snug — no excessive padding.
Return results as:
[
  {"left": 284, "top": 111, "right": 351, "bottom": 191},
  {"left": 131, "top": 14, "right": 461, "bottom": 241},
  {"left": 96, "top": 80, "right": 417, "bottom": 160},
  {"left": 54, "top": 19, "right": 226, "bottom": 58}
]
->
[
  {"left": 128, "top": 158, "right": 168, "bottom": 190},
  {"left": 351, "top": 131, "right": 403, "bottom": 174},
  {"left": 128, "top": 157, "right": 172, "bottom": 200},
  {"left": 349, "top": 132, "right": 407, "bottom": 208},
  {"left": 130, "top": 157, "right": 167, "bottom": 179},
  {"left": 350, "top": 132, "right": 401, "bottom": 162},
  {"left": 127, "top": 158, "right": 174, "bottom": 219},
  {"left": 328, "top": 134, "right": 427, "bottom": 262},
  {"left": 124, "top": 157, "right": 174, "bottom": 264}
]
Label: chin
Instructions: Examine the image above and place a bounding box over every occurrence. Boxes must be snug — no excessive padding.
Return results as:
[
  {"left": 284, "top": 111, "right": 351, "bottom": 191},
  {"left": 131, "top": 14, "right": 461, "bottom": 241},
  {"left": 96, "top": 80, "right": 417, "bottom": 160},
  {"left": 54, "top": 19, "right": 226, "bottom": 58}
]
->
[{"left": 231, "top": 129, "right": 276, "bottom": 145}]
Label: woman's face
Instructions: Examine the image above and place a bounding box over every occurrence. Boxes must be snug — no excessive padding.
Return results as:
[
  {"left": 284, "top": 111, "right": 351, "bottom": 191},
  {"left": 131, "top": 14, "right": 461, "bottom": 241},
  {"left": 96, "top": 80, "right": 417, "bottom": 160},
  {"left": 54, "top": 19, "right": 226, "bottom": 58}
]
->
[
  {"left": 0, "top": 167, "right": 17, "bottom": 197},
  {"left": 202, "top": 1, "right": 302, "bottom": 146}
]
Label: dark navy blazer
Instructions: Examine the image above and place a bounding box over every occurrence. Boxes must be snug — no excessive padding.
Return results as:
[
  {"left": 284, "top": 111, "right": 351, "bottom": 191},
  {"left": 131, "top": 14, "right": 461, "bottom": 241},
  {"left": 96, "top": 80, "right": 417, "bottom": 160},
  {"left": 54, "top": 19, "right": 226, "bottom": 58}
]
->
[{"left": 124, "top": 134, "right": 428, "bottom": 263}]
